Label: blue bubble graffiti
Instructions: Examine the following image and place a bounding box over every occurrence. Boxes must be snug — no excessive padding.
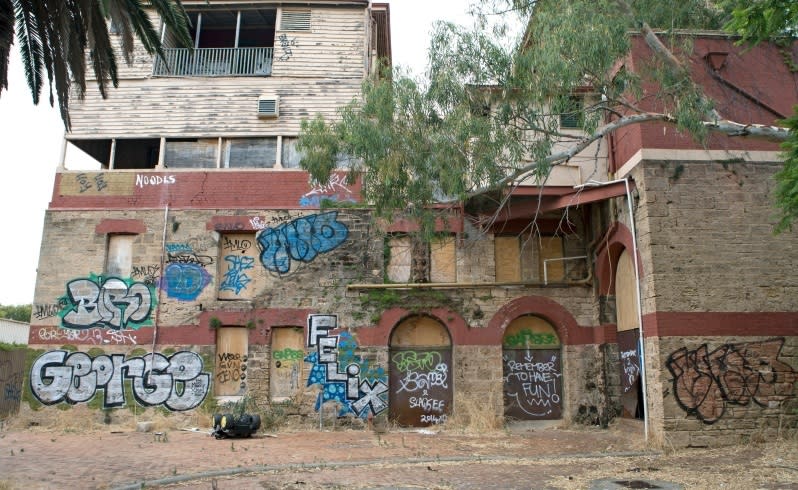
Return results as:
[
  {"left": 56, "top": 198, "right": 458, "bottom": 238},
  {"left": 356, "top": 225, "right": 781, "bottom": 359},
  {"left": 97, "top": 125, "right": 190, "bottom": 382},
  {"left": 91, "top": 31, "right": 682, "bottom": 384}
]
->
[
  {"left": 257, "top": 212, "right": 348, "bottom": 274},
  {"left": 305, "top": 315, "right": 387, "bottom": 417},
  {"left": 220, "top": 255, "right": 255, "bottom": 294},
  {"left": 162, "top": 263, "right": 211, "bottom": 301}
]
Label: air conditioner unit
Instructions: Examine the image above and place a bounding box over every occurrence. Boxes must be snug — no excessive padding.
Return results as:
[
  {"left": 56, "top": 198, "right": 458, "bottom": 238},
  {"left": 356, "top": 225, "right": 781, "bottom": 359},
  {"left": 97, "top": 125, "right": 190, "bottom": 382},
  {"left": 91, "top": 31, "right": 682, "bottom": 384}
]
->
[{"left": 257, "top": 96, "right": 279, "bottom": 118}]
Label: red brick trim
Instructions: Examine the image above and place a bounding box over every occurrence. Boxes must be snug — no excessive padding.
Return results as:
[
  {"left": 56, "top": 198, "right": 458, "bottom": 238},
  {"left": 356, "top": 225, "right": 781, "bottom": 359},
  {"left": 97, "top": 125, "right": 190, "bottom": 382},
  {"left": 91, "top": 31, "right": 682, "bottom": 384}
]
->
[
  {"left": 643, "top": 311, "right": 798, "bottom": 338},
  {"left": 485, "top": 295, "right": 612, "bottom": 346},
  {"left": 198, "top": 308, "right": 312, "bottom": 344},
  {"left": 207, "top": 216, "right": 260, "bottom": 232},
  {"left": 354, "top": 308, "right": 471, "bottom": 346},
  {"left": 95, "top": 219, "right": 146, "bottom": 234},
  {"left": 382, "top": 216, "right": 464, "bottom": 234}
]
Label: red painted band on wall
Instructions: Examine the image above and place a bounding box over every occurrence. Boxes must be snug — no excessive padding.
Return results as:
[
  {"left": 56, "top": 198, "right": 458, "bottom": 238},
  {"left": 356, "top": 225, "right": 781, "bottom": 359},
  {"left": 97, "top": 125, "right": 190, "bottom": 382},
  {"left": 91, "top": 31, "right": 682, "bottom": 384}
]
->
[
  {"left": 95, "top": 219, "right": 147, "bottom": 234},
  {"left": 643, "top": 311, "right": 798, "bottom": 338}
]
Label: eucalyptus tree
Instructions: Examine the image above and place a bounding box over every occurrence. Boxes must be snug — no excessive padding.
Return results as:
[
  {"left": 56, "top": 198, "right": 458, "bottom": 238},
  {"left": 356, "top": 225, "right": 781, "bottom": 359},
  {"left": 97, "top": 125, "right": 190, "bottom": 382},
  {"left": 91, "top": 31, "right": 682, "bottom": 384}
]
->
[
  {"left": 0, "top": 0, "right": 192, "bottom": 127},
  {"left": 298, "top": 0, "right": 798, "bottom": 234}
]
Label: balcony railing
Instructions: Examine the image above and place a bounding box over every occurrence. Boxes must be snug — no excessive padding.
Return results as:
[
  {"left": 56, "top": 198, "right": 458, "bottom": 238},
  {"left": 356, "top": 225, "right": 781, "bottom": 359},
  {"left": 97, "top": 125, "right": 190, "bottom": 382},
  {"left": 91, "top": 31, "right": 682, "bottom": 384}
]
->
[{"left": 153, "top": 47, "right": 273, "bottom": 77}]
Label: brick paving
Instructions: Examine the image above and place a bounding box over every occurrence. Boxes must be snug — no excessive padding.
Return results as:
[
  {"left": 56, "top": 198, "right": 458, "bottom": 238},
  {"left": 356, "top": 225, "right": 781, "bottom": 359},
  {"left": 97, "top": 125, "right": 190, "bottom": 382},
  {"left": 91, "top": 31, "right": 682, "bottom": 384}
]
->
[
  {"left": 1, "top": 422, "right": 795, "bottom": 490},
  {"left": 0, "top": 423, "right": 649, "bottom": 489}
]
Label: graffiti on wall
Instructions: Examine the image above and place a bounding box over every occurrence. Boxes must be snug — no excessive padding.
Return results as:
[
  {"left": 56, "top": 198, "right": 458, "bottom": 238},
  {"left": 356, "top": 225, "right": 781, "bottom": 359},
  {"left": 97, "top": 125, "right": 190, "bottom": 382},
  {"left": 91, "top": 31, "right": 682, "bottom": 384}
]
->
[
  {"left": 502, "top": 350, "right": 563, "bottom": 419},
  {"left": 305, "top": 314, "right": 388, "bottom": 417},
  {"left": 59, "top": 275, "right": 156, "bottom": 330},
  {"left": 216, "top": 352, "right": 247, "bottom": 385},
  {"left": 0, "top": 350, "right": 25, "bottom": 418},
  {"left": 257, "top": 212, "right": 348, "bottom": 275},
  {"left": 30, "top": 350, "right": 209, "bottom": 411},
  {"left": 35, "top": 326, "right": 139, "bottom": 345},
  {"left": 220, "top": 255, "right": 254, "bottom": 294},
  {"left": 277, "top": 34, "right": 297, "bottom": 61},
  {"left": 666, "top": 338, "right": 797, "bottom": 424},
  {"left": 390, "top": 350, "right": 451, "bottom": 425},
  {"left": 503, "top": 329, "right": 558, "bottom": 348},
  {"left": 162, "top": 243, "right": 214, "bottom": 301},
  {"left": 299, "top": 175, "right": 356, "bottom": 207},
  {"left": 75, "top": 172, "right": 109, "bottom": 193},
  {"left": 131, "top": 264, "right": 161, "bottom": 287}
]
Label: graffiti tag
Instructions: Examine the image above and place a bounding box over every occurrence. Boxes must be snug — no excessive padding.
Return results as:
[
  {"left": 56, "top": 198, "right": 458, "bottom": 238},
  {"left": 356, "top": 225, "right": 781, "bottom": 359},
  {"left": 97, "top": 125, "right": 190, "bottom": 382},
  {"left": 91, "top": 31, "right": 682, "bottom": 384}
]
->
[
  {"left": 257, "top": 212, "right": 348, "bottom": 275},
  {"left": 666, "top": 338, "right": 797, "bottom": 424},
  {"left": 305, "top": 314, "right": 388, "bottom": 418},
  {"left": 59, "top": 275, "right": 155, "bottom": 330},
  {"left": 162, "top": 263, "right": 211, "bottom": 301},
  {"left": 30, "top": 350, "right": 209, "bottom": 411},
  {"left": 37, "top": 327, "right": 138, "bottom": 345},
  {"left": 220, "top": 255, "right": 254, "bottom": 294},
  {"left": 299, "top": 174, "right": 356, "bottom": 207}
]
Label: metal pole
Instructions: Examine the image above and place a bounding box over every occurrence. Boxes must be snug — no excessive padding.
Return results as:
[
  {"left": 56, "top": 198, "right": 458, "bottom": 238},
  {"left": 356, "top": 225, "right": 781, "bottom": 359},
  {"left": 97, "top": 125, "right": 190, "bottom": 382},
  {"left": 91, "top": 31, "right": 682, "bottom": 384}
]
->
[{"left": 573, "top": 177, "right": 649, "bottom": 443}]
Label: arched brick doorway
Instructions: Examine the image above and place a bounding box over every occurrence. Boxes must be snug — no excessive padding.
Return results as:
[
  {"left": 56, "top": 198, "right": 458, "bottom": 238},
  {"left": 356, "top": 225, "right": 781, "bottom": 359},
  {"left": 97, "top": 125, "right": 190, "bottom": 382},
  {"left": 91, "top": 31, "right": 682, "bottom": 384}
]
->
[
  {"left": 502, "top": 315, "right": 563, "bottom": 420},
  {"left": 388, "top": 314, "right": 452, "bottom": 427}
]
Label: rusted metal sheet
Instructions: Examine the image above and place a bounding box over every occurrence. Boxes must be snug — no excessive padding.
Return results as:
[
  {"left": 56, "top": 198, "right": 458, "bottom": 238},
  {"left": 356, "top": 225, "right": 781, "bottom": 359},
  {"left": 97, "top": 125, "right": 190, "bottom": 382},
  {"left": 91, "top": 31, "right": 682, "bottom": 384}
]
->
[
  {"left": 503, "top": 349, "right": 562, "bottom": 420},
  {"left": 270, "top": 326, "right": 305, "bottom": 401},
  {"left": 389, "top": 348, "right": 452, "bottom": 427},
  {"left": 215, "top": 327, "right": 249, "bottom": 396},
  {"left": 0, "top": 349, "right": 26, "bottom": 419}
]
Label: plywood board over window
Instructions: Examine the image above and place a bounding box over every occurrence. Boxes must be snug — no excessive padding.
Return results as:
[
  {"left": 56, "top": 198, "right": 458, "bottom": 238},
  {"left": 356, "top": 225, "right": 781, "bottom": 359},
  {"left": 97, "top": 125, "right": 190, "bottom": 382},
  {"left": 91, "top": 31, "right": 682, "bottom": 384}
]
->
[
  {"left": 539, "top": 236, "right": 564, "bottom": 282},
  {"left": 215, "top": 326, "right": 249, "bottom": 397},
  {"left": 430, "top": 236, "right": 456, "bottom": 283},
  {"left": 495, "top": 236, "right": 521, "bottom": 282},
  {"left": 615, "top": 249, "right": 638, "bottom": 332},
  {"left": 218, "top": 233, "right": 258, "bottom": 300},
  {"left": 386, "top": 235, "right": 412, "bottom": 283},
  {"left": 270, "top": 326, "right": 305, "bottom": 401},
  {"left": 106, "top": 234, "right": 134, "bottom": 277}
]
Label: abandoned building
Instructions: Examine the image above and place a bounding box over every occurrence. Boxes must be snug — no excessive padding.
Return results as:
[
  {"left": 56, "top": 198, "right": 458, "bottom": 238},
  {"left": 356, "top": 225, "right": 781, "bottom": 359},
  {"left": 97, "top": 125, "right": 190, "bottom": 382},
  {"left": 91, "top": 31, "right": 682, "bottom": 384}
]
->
[{"left": 25, "top": 0, "right": 797, "bottom": 447}]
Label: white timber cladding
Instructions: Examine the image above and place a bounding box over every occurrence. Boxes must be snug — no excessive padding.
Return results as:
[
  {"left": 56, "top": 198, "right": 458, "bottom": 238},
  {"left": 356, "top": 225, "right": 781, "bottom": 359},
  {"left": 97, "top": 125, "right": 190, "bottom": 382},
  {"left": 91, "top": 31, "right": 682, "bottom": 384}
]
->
[
  {"left": 69, "top": 6, "right": 367, "bottom": 138},
  {"left": 67, "top": 78, "right": 362, "bottom": 138}
]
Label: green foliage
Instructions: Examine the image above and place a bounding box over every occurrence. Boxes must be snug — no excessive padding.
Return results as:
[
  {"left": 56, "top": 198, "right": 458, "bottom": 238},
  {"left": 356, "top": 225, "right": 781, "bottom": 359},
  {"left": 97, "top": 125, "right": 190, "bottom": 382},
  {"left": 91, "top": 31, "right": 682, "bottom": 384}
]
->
[
  {"left": 0, "top": 304, "right": 31, "bottom": 322},
  {"left": 298, "top": 0, "right": 766, "bottom": 235},
  {"left": 1, "top": 0, "right": 192, "bottom": 127},
  {"left": 721, "top": 0, "right": 798, "bottom": 45},
  {"left": 775, "top": 109, "right": 798, "bottom": 232}
]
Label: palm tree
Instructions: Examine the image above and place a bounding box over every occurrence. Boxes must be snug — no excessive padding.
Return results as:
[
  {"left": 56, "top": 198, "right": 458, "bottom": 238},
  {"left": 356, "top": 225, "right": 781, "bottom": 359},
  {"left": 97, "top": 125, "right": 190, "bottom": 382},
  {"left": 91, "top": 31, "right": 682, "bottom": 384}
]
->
[{"left": 0, "top": 0, "right": 192, "bottom": 127}]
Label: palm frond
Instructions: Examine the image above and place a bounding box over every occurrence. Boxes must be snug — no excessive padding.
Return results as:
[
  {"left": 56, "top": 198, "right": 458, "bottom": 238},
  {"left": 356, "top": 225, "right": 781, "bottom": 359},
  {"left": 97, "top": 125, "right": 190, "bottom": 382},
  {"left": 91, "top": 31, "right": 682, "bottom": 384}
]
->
[
  {"left": 0, "top": 0, "right": 14, "bottom": 93},
  {"left": 13, "top": 0, "right": 45, "bottom": 104}
]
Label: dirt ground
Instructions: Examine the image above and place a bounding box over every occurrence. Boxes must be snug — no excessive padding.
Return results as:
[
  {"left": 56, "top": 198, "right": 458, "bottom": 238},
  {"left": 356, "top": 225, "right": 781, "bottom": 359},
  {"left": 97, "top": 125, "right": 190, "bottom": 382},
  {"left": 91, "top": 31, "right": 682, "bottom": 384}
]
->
[{"left": 0, "top": 411, "right": 795, "bottom": 490}]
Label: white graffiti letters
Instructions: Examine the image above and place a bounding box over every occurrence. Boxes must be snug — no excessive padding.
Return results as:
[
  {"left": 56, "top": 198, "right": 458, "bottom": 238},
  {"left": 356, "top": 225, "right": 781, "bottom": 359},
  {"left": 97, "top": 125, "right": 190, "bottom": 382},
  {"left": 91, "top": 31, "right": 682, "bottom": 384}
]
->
[
  {"left": 62, "top": 277, "right": 154, "bottom": 330},
  {"left": 396, "top": 363, "right": 448, "bottom": 394},
  {"left": 30, "top": 350, "right": 209, "bottom": 411}
]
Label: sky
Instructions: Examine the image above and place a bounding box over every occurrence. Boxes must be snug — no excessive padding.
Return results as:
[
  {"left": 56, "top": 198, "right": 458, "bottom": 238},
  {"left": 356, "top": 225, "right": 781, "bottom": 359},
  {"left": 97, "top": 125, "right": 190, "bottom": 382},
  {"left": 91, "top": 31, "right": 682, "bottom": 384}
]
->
[{"left": 0, "top": 0, "right": 477, "bottom": 306}]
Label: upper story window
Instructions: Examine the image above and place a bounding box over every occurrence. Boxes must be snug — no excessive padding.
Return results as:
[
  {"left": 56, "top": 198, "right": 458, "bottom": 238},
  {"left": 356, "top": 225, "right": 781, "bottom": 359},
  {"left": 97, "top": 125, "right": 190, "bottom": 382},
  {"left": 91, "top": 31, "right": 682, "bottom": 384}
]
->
[
  {"left": 154, "top": 8, "right": 277, "bottom": 77},
  {"left": 386, "top": 234, "right": 457, "bottom": 284}
]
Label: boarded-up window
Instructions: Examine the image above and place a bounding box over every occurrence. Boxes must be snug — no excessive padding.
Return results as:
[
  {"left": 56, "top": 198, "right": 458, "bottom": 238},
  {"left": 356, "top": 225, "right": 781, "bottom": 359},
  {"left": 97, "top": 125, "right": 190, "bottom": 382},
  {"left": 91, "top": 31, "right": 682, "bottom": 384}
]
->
[
  {"left": 387, "top": 235, "right": 412, "bottom": 283},
  {"left": 165, "top": 139, "right": 218, "bottom": 168},
  {"left": 225, "top": 138, "right": 277, "bottom": 168},
  {"left": 218, "top": 233, "right": 258, "bottom": 300},
  {"left": 215, "top": 327, "right": 248, "bottom": 396},
  {"left": 281, "top": 137, "right": 302, "bottom": 168},
  {"left": 615, "top": 249, "right": 637, "bottom": 332},
  {"left": 106, "top": 235, "right": 134, "bottom": 277},
  {"left": 430, "top": 236, "right": 456, "bottom": 283},
  {"left": 270, "top": 326, "right": 305, "bottom": 401},
  {"left": 495, "top": 236, "right": 521, "bottom": 282},
  {"left": 387, "top": 235, "right": 455, "bottom": 283},
  {"left": 502, "top": 316, "right": 562, "bottom": 420},
  {"left": 389, "top": 316, "right": 452, "bottom": 427},
  {"left": 539, "top": 236, "right": 564, "bottom": 282}
]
